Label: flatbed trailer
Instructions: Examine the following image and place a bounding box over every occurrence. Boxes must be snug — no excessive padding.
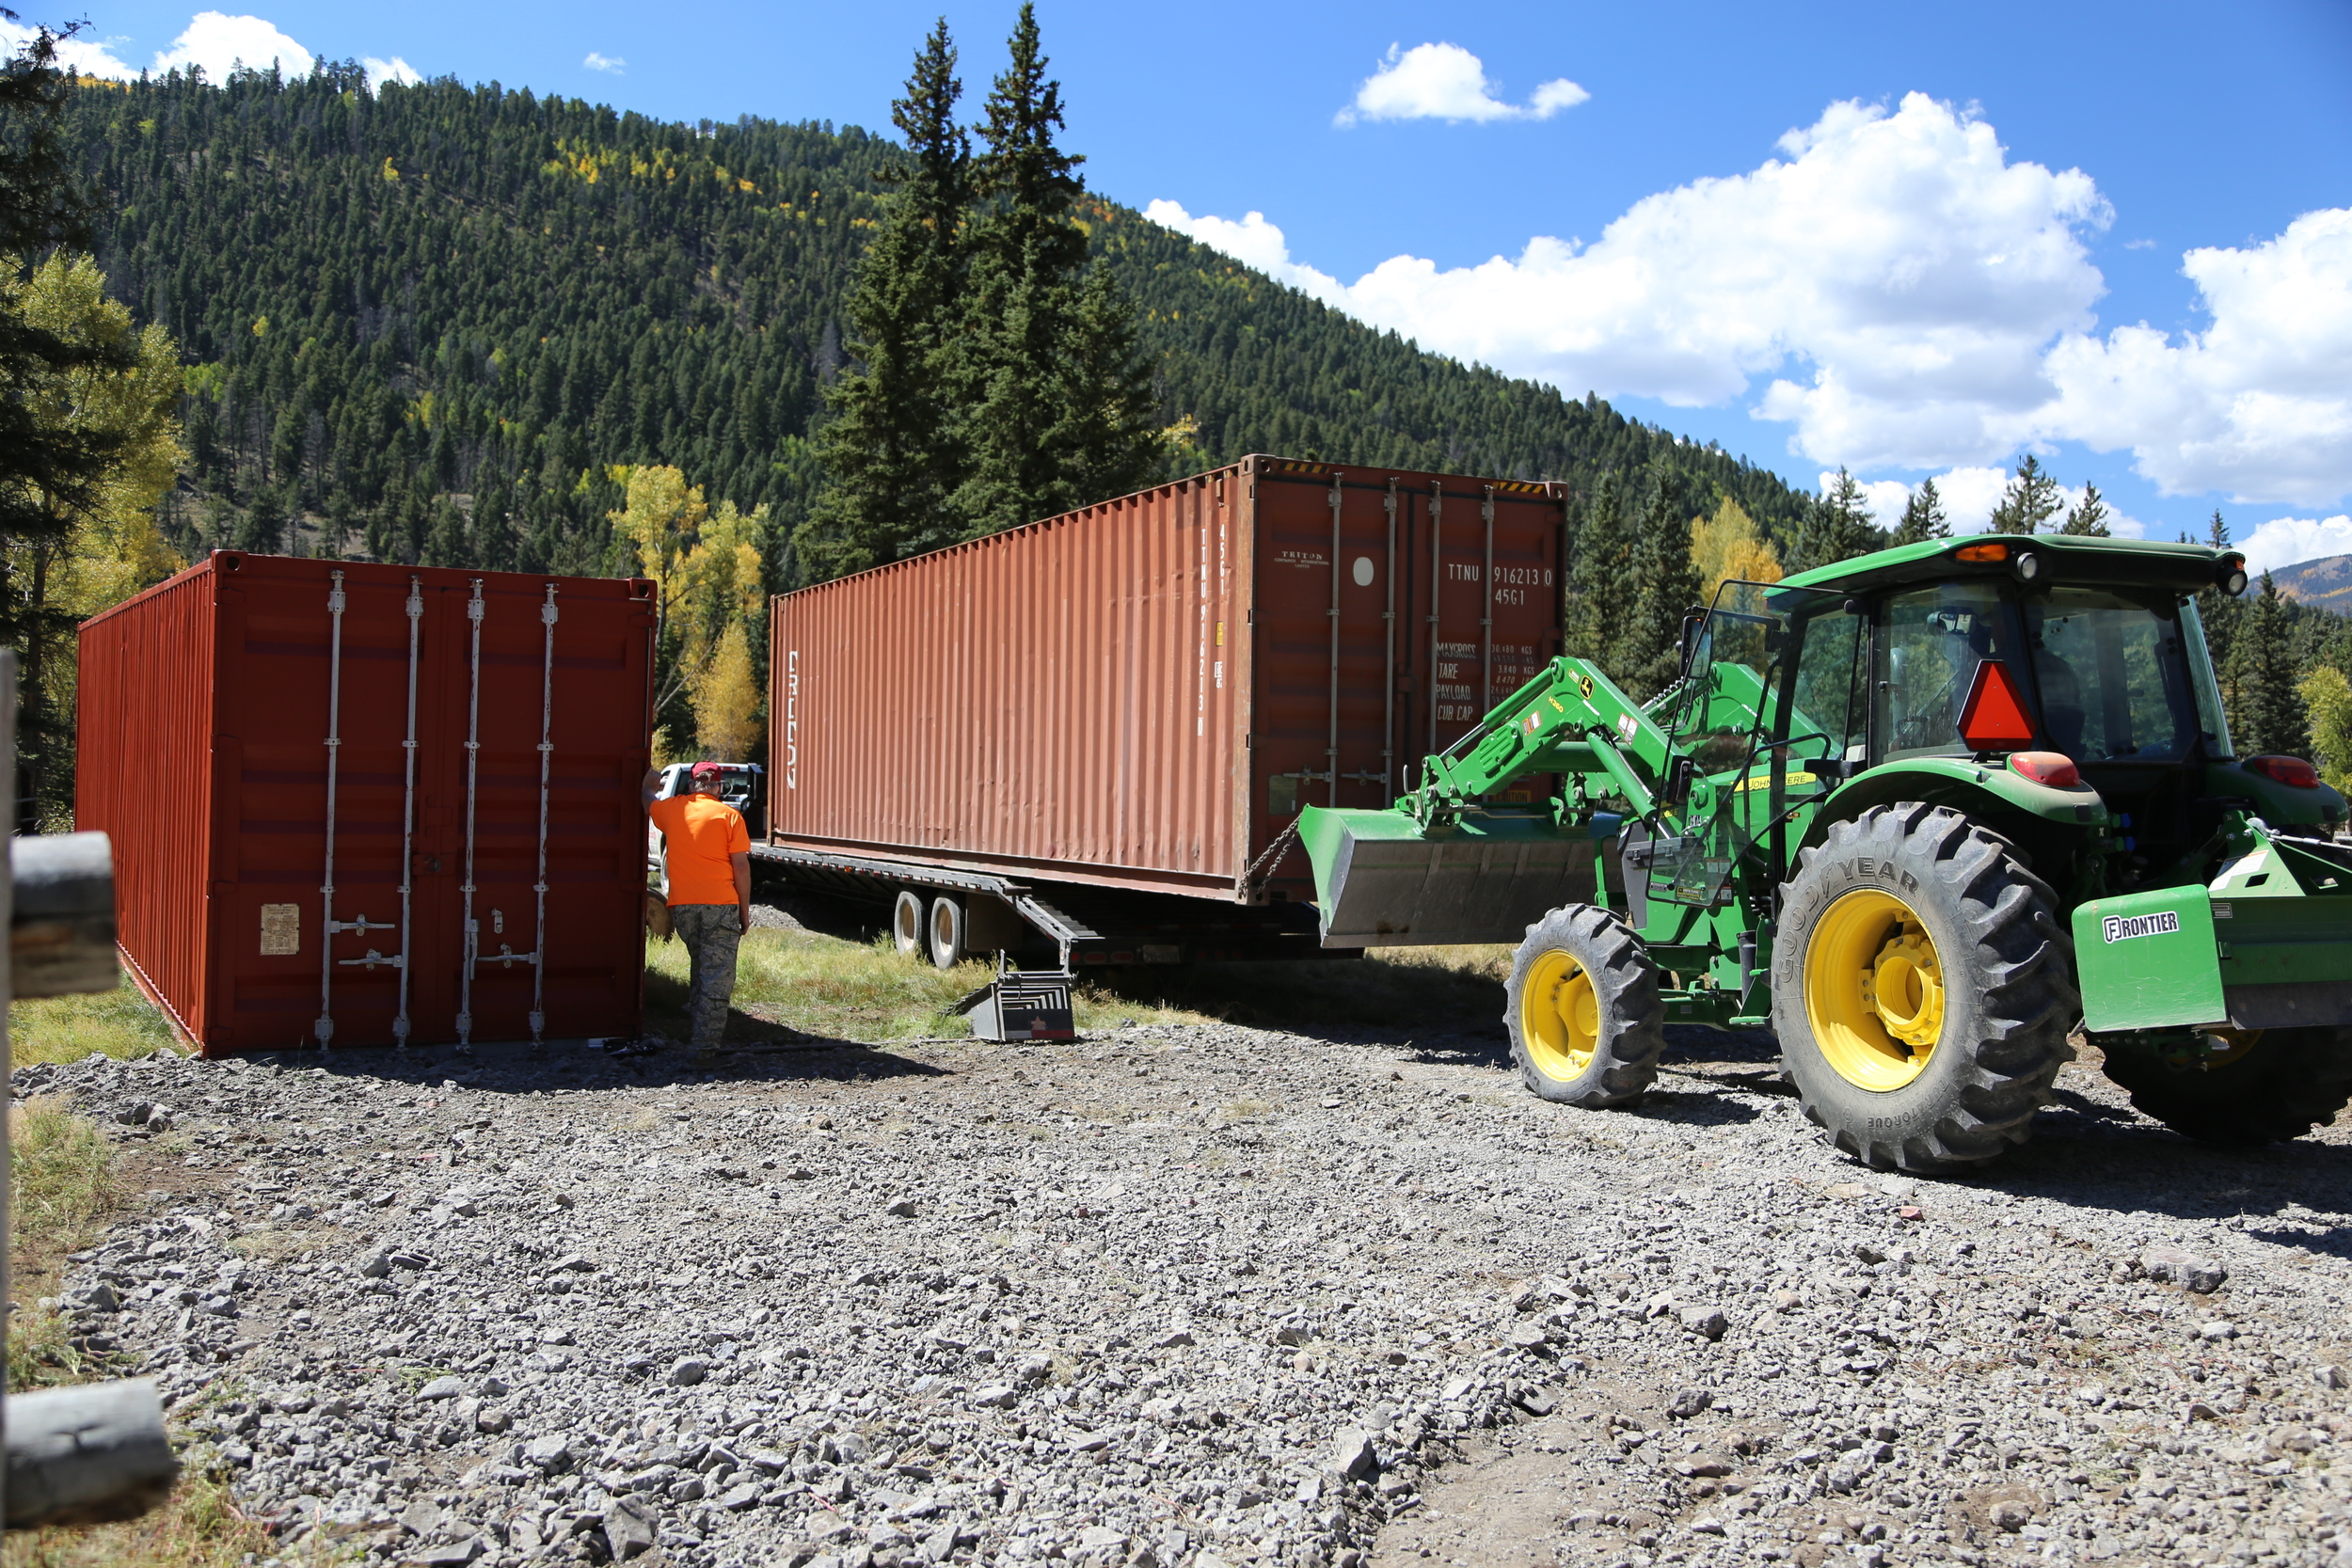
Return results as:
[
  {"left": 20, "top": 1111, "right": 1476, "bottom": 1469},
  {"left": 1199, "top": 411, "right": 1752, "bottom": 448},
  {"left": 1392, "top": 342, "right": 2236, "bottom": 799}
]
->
[{"left": 747, "top": 842, "right": 1344, "bottom": 969}]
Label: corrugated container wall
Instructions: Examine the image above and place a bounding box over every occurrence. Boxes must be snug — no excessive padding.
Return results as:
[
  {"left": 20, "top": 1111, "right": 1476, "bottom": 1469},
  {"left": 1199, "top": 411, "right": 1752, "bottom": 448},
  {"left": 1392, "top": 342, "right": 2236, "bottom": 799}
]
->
[
  {"left": 771, "top": 456, "right": 1566, "bottom": 901},
  {"left": 78, "top": 552, "right": 658, "bottom": 1054}
]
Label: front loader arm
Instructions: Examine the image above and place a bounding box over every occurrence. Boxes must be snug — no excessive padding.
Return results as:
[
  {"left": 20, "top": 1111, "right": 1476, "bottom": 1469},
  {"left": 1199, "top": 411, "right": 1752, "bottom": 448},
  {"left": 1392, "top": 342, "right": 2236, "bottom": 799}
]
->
[{"left": 1407, "top": 657, "right": 1677, "bottom": 824}]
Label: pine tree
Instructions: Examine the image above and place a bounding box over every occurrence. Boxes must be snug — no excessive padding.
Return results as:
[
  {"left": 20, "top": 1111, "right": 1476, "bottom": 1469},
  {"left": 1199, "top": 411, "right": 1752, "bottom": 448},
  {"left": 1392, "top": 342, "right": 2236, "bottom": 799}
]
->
[
  {"left": 2233, "top": 573, "right": 2310, "bottom": 758},
  {"left": 2057, "top": 483, "right": 2111, "bottom": 536},
  {"left": 799, "top": 20, "right": 970, "bottom": 580},
  {"left": 944, "top": 3, "right": 1155, "bottom": 537},
  {"left": 1787, "top": 467, "right": 1882, "bottom": 573},
  {"left": 1623, "top": 472, "right": 1705, "bottom": 699},
  {"left": 2199, "top": 508, "right": 2244, "bottom": 711},
  {"left": 1989, "top": 453, "right": 2062, "bottom": 535},
  {"left": 1890, "top": 477, "right": 1947, "bottom": 546},
  {"left": 1565, "top": 474, "right": 1630, "bottom": 674}
]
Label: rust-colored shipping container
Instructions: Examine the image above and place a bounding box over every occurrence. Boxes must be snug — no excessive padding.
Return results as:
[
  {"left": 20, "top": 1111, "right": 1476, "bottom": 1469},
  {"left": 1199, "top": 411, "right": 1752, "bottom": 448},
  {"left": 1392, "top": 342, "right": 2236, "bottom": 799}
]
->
[
  {"left": 770, "top": 455, "right": 1566, "bottom": 909},
  {"left": 77, "top": 552, "right": 658, "bottom": 1055}
]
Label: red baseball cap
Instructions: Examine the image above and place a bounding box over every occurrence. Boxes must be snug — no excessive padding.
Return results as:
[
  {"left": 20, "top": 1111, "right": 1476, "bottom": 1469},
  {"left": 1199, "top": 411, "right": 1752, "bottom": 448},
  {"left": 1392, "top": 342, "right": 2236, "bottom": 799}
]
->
[{"left": 690, "top": 761, "right": 724, "bottom": 784}]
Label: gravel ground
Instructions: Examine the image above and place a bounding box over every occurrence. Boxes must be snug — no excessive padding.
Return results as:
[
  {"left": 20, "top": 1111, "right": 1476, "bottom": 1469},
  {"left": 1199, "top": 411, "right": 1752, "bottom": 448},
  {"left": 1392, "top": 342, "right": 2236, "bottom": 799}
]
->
[{"left": 24, "top": 993, "right": 2352, "bottom": 1568}]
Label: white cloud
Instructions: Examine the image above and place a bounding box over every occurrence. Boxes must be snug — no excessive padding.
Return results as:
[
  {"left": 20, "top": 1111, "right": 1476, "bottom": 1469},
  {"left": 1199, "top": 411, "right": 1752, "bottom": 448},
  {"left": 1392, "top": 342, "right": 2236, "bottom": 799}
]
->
[
  {"left": 0, "top": 22, "right": 141, "bottom": 79},
  {"left": 2238, "top": 515, "right": 2352, "bottom": 576},
  {"left": 1820, "top": 465, "right": 2144, "bottom": 538},
  {"left": 583, "top": 51, "right": 625, "bottom": 74},
  {"left": 152, "top": 11, "right": 312, "bottom": 79},
  {"left": 2039, "top": 209, "right": 2352, "bottom": 507},
  {"left": 363, "top": 55, "right": 421, "bottom": 88},
  {"left": 1143, "top": 200, "right": 1349, "bottom": 305},
  {"left": 1168, "top": 94, "right": 2108, "bottom": 478},
  {"left": 1336, "top": 42, "right": 1585, "bottom": 126}
]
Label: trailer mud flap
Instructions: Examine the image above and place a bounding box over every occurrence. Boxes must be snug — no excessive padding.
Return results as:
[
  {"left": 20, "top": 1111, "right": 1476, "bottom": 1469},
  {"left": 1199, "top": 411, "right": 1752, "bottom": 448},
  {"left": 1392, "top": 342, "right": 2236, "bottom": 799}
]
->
[{"left": 1299, "top": 806, "right": 1604, "bottom": 947}]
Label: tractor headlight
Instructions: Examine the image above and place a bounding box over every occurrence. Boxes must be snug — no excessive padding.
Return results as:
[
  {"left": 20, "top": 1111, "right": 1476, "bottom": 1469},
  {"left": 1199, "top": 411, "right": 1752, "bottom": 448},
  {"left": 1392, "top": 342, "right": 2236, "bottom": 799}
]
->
[
  {"left": 2215, "top": 555, "right": 2249, "bottom": 595},
  {"left": 2010, "top": 550, "right": 2043, "bottom": 584}
]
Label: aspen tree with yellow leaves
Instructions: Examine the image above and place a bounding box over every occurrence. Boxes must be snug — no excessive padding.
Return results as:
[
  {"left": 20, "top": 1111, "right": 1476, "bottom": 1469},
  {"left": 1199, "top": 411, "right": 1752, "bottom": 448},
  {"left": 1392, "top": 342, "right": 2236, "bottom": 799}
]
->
[
  {"left": 8, "top": 252, "right": 185, "bottom": 827},
  {"left": 1689, "top": 496, "right": 1782, "bottom": 605},
  {"left": 610, "top": 464, "right": 770, "bottom": 763}
]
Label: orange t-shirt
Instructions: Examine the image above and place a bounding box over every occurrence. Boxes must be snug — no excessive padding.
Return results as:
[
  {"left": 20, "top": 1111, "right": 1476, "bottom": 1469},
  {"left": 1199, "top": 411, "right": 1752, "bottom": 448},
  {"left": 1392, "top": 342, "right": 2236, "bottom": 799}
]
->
[{"left": 649, "top": 794, "right": 750, "bottom": 907}]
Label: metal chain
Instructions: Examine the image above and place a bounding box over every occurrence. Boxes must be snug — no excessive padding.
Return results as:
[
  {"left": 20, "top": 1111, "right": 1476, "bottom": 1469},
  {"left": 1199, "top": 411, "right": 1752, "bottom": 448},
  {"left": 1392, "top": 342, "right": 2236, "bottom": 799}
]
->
[{"left": 1243, "top": 817, "right": 1305, "bottom": 890}]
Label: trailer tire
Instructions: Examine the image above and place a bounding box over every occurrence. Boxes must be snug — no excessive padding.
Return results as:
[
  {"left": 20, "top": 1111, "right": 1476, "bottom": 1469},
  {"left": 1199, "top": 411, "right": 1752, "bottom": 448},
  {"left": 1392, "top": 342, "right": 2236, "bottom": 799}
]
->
[
  {"left": 892, "top": 891, "right": 925, "bottom": 960},
  {"left": 1773, "top": 802, "right": 2076, "bottom": 1173},
  {"left": 1504, "top": 904, "right": 1665, "bottom": 1107},
  {"left": 2099, "top": 1026, "right": 2352, "bottom": 1145},
  {"left": 927, "top": 895, "right": 967, "bottom": 971}
]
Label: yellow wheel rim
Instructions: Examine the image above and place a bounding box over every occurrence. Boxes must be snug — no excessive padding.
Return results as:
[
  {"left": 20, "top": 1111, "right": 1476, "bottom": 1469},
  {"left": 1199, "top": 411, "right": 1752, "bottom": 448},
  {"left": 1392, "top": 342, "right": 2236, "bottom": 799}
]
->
[
  {"left": 1804, "top": 889, "right": 1946, "bottom": 1092},
  {"left": 1521, "top": 949, "right": 1601, "bottom": 1083},
  {"left": 2193, "top": 1026, "right": 2264, "bottom": 1070}
]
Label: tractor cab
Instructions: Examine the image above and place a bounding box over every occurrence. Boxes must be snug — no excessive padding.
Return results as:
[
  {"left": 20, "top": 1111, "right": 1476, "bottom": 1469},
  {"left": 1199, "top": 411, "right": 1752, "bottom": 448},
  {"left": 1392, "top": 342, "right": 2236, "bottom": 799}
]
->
[{"left": 1676, "top": 534, "right": 2344, "bottom": 905}]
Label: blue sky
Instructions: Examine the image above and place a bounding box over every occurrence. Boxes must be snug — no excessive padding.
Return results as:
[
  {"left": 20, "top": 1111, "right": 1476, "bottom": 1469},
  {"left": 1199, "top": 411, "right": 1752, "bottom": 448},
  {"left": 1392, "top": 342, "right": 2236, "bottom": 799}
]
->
[{"left": 21, "top": 2, "right": 2352, "bottom": 568}]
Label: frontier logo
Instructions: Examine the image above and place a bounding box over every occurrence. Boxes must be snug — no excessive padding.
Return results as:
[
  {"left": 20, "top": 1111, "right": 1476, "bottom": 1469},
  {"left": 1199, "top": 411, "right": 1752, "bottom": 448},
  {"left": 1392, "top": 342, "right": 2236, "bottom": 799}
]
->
[{"left": 2101, "top": 910, "right": 2182, "bottom": 944}]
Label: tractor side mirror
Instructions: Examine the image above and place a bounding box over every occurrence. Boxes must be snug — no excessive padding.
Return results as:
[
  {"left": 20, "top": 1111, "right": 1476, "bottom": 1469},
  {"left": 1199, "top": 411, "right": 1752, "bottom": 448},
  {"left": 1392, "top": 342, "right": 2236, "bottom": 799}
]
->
[{"left": 1677, "top": 609, "right": 1707, "bottom": 675}]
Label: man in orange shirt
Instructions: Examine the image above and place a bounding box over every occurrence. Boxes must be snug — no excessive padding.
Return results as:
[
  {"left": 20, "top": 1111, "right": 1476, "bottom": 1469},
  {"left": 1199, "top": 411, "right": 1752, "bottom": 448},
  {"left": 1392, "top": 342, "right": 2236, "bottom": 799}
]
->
[{"left": 644, "top": 761, "right": 753, "bottom": 1061}]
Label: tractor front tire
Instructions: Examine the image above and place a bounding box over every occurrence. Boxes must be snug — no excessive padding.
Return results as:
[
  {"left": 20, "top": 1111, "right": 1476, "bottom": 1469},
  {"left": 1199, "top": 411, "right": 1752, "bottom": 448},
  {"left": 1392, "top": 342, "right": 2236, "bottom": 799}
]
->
[
  {"left": 1772, "top": 803, "right": 2077, "bottom": 1172},
  {"left": 1505, "top": 904, "right": 1665, "bottom": 1107},
  {"left": 2100, "top": 1027, "right": 2352, "bottom": 1145}
]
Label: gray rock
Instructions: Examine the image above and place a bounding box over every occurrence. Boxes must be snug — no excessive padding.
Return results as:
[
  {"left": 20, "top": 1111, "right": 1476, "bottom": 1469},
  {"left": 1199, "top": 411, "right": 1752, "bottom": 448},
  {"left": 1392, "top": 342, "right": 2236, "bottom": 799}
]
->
[
  {"left": 2143, "top": 1246, "right": 2228, "bottom": 1293},
  {"left": 603, "top": 1497, "right": 658, "bottom": 1560},
  {"left": 418, "top": 1375, "right": 466, "bottom": 1401},
  {"left": 1677, "top": 1306, "right": 1729, "bottom": 1340},
  {"left": 1327, "top": 1428, "right": 1377, "bottom": 1481},
  {"left": 885, "top": 1198, "right": 918, "bottom": 1217},
  {"left": 1666, "top": 1387, "right": 1714, "bottom": 1419},
  {"left": 408, "top": 1540, "right": 482, "bottom": 1567},
  {"left": 669, "top": 1357, "right": 710, "bottom": 1386},
  {"left": 972, "top": 1385, "right": 1019, "bottom": 1409},
  {"left": 521, "top": 1433, "right": 574, "bottom": 1473}
]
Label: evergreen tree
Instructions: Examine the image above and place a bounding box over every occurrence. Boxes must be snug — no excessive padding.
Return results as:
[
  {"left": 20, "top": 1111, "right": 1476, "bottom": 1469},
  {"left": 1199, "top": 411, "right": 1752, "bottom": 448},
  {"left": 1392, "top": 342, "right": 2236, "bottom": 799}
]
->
[
  {"left": 1565, "top": 473, "right": 1629, "bottom": 674},
  {"left": 238, "top": 484, "right": 285, "bottom": 554},
  {"left": 1890, "top": 477, "right": 1947, "bottom": 546},
  {"left": 1787, "top": 468, "right": 1882, "bottom": 573},
  {"left": 1622, "top": 472, "right": 1705, "bottom": 699},
  {"left": 944, "top": 4, "right": 1155, "bottom": 538},
  {"left": 2058, "top": 482, "right": 2111, "bottom": 536},
  {"left": 1989, "top": 453, "right": 2062, "bottom": 534},
  {"left": 800, "top": 20, "right": 970, "bottom": 579},
  {"left": 2233, "top": 573, "right": 2310, "bottom": 758},
  {"left": 2199, "top": 509, "right": 2245, "bottom": 710}
]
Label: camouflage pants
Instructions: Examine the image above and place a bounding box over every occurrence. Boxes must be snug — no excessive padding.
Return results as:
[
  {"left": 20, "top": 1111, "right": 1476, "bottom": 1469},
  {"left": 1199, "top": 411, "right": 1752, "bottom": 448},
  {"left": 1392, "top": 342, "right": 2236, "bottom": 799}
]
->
[{"left": 670, "top": 904, "right": 741, "bottom": 1056}]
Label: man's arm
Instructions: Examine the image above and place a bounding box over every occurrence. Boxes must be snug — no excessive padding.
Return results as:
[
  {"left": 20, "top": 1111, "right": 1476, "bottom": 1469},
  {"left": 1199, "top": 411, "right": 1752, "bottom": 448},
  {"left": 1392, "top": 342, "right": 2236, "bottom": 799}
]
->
[
  {"left": 731, "top": 850, "right": 752, "bottom": 933},
  {"left": 642, "top": 768, "right": 663, "bottom": 816}
]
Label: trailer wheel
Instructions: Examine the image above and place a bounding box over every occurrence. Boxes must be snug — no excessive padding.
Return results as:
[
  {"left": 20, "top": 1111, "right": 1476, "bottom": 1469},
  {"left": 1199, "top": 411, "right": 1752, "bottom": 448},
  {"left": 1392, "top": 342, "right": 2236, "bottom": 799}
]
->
[
  {"left": 1773, "top": 802, "right": 2076, "bottom": 1173},
  {"left": 2100, "top": 1026, "right": 2352, "bottom": 1145},
  {"left": 892, "top": 891, "right": 925, "bottom": 959},
  {"left": 927, "top": 895, "right": 967, "bottom": 971},
  {"left": 1504, "top": 904, "right": 1665, "bottom": 1107}
]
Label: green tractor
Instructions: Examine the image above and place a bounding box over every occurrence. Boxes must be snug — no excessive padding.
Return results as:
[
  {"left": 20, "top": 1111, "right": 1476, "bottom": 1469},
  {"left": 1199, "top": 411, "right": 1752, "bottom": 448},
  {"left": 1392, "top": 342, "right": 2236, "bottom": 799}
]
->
[{"left": 1298, "top": 533, "right": 2352, "bottom": 1171}]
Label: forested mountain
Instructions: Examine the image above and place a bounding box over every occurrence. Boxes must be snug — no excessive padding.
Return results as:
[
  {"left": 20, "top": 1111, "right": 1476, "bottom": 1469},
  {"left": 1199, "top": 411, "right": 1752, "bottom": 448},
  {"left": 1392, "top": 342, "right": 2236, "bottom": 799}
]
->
[{"left": 69, "top": 64, "right": 1812, "bottom": 582}]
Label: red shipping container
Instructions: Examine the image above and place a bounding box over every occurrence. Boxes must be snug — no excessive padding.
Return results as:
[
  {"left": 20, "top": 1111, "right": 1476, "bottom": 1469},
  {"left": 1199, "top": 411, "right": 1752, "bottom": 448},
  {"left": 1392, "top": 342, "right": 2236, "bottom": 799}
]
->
[
  {"left": 77, "top": 552, "right": 658, "bottom": 1054},
  {"left": 770, "top": 456, "right": 1566, "bottom": 903}
]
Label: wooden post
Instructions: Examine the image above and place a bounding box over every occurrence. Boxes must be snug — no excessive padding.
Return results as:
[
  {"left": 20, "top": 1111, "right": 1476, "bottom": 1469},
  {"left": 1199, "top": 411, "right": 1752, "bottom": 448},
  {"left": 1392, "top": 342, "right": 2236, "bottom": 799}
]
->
[{"left": 2, "top": 649, "right": 176, "bottom": 1529}]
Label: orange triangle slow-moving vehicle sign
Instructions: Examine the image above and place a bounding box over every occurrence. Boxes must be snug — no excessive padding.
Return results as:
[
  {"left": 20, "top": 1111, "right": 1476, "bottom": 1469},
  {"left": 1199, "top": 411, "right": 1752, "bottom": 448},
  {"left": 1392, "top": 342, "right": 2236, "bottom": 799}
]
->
[{"left": 1957, "top": 659, "right": 2037, "bottom": 751}]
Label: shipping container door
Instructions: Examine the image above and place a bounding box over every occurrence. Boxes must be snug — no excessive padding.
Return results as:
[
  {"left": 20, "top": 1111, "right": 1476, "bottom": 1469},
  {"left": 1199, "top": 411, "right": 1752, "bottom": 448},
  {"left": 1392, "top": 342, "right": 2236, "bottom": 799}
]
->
[
  {"left": 1399, "top": 480, "right": 1565, "bottom": 800},
  {"left": 215, "top": 567, "right": 437, "bottom": 1051}
]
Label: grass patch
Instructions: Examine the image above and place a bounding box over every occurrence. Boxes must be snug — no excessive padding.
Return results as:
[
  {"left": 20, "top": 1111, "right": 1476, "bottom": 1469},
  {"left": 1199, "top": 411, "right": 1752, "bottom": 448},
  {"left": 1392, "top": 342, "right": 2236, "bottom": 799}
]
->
[
  {"left": 11, "top": 974, "right": 183, "bottom": 1068},
  {"left": 8, "top": 1094, "right": 126, "bottom": 1391},
  {"left": 2, "top": 1457, "right": 272, "bottom": 1568},
  {"left": 652, "top": 918, "right": 1514, "bottom": 1046}
]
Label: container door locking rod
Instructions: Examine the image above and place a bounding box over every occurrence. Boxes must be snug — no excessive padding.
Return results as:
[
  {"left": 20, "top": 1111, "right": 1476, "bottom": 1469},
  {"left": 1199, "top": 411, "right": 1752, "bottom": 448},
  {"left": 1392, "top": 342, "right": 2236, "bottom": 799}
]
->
[
  {"left": 312, "top": 571, "right": 346, "bottom": 1050},
  {"left": 391, "top": 576, "right": 421, "bottom": 1044},
  {"left": 454, "top": 579, "right": 485, "bottom": 1051}
]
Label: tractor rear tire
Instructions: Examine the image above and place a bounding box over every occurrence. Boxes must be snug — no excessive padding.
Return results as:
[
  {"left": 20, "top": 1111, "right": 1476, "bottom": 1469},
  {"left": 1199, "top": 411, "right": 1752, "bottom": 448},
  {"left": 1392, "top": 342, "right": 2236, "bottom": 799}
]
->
[
  {"left": 1504, "top": 904, "right": 1665, "bottom": 1107},
  {"left": 2099, "top": 1027, "right": 2352, "bottom": 1145},
  {"left": 1772, "top": 802, "right": 2077, "bottom": 1172}
]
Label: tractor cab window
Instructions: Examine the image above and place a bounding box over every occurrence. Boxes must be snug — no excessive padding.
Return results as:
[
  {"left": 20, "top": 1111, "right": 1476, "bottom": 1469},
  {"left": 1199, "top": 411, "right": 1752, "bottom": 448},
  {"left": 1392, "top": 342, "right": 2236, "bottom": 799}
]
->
[
  {"left": 1780, "top": 601, "right": 1867, "bottom": 769},
  {"left": 1877, "top": 581, "right": 2021, "bottom": 761},
  {"left": 2023, "top": 587, "right": 2201, "bottom": 764}
]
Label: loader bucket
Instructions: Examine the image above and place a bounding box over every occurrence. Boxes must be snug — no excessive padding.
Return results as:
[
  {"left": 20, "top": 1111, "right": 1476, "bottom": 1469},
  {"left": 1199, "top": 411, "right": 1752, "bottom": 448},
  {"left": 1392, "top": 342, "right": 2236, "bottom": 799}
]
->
[{"left": 1297, "top": 805, "right": 1617, "bottom": 948}]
